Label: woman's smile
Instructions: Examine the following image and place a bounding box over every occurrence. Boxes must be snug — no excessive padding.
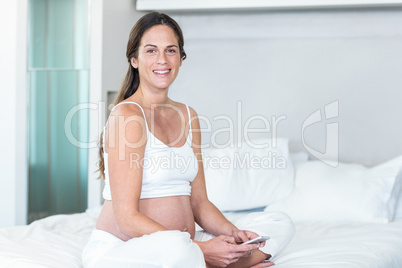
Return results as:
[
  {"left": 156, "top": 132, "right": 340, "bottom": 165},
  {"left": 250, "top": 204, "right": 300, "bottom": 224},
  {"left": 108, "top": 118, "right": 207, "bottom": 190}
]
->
[{"left": 153, "top": 68, "right": 172, "bottom": 75}]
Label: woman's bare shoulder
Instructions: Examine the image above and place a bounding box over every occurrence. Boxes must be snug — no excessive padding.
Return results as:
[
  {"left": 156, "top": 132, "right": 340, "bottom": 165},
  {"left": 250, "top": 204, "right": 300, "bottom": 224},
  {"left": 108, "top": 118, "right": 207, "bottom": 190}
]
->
[
  {"left": 110, "top": 101, "right": 145, "bottom": 118},
  {"left": 105, "top": 101, "right": 148, "bottom": 144}
]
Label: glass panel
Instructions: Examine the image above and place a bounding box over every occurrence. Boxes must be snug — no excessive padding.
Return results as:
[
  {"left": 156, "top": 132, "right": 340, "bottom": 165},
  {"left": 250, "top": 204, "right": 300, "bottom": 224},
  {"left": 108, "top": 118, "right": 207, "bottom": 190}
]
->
[
  {"left": 77, "top": 71, "right": 89, "bottom": 208},
  {"left": 29, "top": 70, "right": 89, "bottom": 221},
  {"left": 74, "top": 0, "right": 89, "bottom": 69},
  {"left": 29, "top": 0, "right": 47, "bottom": 68},
  {"left": 28, "top": 71, "right": 50, "bottom": 220},
  {"left": 29, "top": 0, "right": 89, "bottom": 69},
  {"left": 48, "top": 70, "right": 87, "bottom": 214},
  {"left": 28, "top": 0, "right": 89, "bottom": 223}
]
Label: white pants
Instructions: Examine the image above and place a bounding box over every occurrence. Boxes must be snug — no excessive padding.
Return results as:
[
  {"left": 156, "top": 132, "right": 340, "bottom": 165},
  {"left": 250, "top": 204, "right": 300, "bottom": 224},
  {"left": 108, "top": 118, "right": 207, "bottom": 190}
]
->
[{"left": 82, "top": 211, "right": 294, "bottom": 268}]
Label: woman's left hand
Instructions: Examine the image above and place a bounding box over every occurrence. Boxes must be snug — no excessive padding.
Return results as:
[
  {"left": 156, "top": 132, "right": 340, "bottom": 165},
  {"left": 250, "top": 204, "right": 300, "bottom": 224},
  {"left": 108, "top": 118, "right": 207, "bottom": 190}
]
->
[{"left": 231, "top": 230, "right": 266, "bottom": 248}]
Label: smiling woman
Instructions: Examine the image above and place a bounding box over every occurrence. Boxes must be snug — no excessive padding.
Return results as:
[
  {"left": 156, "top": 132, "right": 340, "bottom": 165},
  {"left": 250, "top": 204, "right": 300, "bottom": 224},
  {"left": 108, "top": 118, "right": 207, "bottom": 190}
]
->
[
  {"left": 130, "top": 25, "right": 183, "bottom": 92},
  {"left": 82, "top": 12, "right": 294, "bottom": 268}
]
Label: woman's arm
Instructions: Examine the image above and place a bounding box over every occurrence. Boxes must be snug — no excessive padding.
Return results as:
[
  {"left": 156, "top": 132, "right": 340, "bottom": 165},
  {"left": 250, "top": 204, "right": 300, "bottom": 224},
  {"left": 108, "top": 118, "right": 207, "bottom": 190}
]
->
[
  {"left": 188, "top": 107, "right": 272, "bottom": 268},
  {"left": 188, "top": 107, "right": 242, "bottom": 237},
  {"left": 106, "top": 104, "right": 167, "bottom": 237}
]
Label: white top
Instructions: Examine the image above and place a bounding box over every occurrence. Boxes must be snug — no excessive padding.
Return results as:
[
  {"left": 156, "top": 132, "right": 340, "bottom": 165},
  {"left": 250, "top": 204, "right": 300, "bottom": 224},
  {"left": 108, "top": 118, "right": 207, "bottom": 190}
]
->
[{"left": 102, "top": 102, "right": 199, "bottom": 200}]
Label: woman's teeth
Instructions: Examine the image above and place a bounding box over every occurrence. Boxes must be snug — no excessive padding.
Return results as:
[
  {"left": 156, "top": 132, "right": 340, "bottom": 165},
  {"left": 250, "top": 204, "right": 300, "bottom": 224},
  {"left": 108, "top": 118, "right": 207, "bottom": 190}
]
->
[{"left": 153, "top": 70, "right": 170, "bottom": 74}]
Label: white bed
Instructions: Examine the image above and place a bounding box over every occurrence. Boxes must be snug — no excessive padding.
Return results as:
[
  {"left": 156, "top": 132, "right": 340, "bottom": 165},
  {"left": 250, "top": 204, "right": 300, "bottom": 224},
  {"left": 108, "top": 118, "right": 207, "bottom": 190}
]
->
[
  {"left": 1, "top": 209, "right": 402, "bottom": 267},
  {"left": 1, "top": 139, "right": 402, "bottom": 267}
]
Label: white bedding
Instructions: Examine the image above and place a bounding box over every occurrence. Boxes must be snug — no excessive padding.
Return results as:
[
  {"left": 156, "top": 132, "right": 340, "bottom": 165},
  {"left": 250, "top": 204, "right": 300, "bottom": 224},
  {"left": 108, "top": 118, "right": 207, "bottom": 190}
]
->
[
  {"left": 274, "top": 221, "right": 402, "bottom": 267},
  {"left": 1, "top": 209, "right": 402, "bottom": 268},
  {"left": 0, "top": 211, "right": 96, "bottom": 268},
  {"left": 2, "top": 152, "right": 401, "bottom": 267}
]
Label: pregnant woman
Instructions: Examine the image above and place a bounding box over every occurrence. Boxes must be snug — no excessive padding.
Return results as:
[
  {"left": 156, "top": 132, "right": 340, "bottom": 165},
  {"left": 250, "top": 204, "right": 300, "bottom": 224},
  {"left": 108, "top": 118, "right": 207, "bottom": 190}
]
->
[{"left": 82, "top": 12, "right": 294, "bottom": 268}]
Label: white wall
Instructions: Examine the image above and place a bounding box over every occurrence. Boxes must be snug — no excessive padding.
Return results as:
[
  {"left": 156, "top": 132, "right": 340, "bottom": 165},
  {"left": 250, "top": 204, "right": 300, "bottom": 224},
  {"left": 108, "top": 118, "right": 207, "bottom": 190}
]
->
[
  {"left": 102, "top": 0, "right": 146, "bottom": 98},
  {"left": 0, "top": 0, "right": 28, "bottom": 227},
  {"left": 87, "top": 0, "right": 105, "bottom": 209}
]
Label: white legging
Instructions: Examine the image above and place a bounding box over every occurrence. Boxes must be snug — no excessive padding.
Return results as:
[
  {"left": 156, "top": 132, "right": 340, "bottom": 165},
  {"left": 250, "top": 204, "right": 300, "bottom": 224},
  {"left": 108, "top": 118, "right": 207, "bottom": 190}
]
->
[{"left": 82, "top": 211, "right": 294, "bottom": 268}]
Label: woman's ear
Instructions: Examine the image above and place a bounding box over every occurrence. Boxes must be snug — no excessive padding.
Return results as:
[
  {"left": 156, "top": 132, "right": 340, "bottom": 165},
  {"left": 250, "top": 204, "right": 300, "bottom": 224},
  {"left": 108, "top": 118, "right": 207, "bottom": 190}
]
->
[{"left": 130, "top": 58, "right": 138, "bottom": 69}]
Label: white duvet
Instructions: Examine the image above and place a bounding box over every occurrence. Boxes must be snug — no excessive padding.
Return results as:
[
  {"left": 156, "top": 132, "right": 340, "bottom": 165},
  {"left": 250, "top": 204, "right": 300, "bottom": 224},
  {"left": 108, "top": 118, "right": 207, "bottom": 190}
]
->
[
  {"left": 1, "top": 209, "right": 402, "bottom": 268},
  {"left": 0, "top": 212, "right": 96, "bottom": 268},
  {"left": 274, "top": 221, "right": 402, "bottom": 267}
]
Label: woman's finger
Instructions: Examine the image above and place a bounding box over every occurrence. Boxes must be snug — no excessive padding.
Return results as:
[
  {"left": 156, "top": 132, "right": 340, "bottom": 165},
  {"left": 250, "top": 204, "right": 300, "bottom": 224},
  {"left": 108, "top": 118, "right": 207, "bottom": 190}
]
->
[
  {"left": 236, "top": 230, "right": 249, "bottom": 243},
  {"left": 223, "top": 235, "right": 236, "bottom": 244},
  {"left": 232, "top": 243, "right": 259, "bottom": 258}
]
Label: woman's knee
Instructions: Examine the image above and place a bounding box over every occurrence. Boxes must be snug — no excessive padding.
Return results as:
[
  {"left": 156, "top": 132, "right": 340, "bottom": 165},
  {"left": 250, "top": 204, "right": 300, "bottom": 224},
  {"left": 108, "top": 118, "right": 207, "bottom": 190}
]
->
[
  {"left": 262, "top": 211, "right": 295, "bottom": 241},
  {"left": 269, "top": 211, "right": 295, "bottom": 233},
  {"left": 236, "top": 211, "right": 294, "bottom": 232},
  {"left": 137, "top": 230, "right": 205, "bottom": 267},
  {"left": 167, "top": 237, "right": 205, "bottom": 267},
  {"left": 234, "top": 211, "right": 295, "bottom": 253},
  {"left": 97, "top": 231, "right": 205, "bottom": 267}
]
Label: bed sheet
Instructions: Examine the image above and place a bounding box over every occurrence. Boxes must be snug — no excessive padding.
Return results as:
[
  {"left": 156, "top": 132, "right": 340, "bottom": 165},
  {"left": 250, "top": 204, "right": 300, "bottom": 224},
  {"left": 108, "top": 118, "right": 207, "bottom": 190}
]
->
[
  {"left": 0, "top": 211, "right": 97, "bottom": 268},
  {"left": 1, "top": 210, "right": 402, "bottom": 267},
  {"left": 272, "top": 220, "right": 402, "bottom": 267}
]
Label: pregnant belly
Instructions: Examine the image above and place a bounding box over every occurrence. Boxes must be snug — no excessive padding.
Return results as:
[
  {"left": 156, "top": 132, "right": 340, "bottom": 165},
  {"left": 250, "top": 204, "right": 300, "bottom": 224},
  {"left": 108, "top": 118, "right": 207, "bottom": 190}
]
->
[{"left": 139, "top": 195, "right": 196, "bottom": 237}]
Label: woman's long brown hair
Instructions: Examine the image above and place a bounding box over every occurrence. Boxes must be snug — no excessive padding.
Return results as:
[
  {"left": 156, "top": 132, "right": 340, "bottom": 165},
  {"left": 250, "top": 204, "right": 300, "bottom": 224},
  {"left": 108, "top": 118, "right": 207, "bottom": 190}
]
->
[{"left": 96, "top": 12, "right": 187, "bottom": 179}]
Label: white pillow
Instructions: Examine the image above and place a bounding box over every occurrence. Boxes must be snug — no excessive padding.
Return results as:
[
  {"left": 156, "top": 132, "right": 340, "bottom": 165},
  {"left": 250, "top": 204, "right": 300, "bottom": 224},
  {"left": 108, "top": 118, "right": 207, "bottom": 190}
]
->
[
  {"left": 265, "top": 155, "right": 402, "bottom": 223},
  {"left": 395, "top": 200, "right": 402, "bottom": 221},
  {"left": 392, "top": 168, "right": 402, "bottom": 221},
  {"left": 203, "top": 138, "right": 294, "bottom": 211}
]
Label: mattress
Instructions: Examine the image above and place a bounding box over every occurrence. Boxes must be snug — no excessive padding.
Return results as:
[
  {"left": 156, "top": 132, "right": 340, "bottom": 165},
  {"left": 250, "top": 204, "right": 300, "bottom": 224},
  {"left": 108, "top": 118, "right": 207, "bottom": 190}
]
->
[{"left": 1, "top": 209, "right": 402, "bottom": 267}]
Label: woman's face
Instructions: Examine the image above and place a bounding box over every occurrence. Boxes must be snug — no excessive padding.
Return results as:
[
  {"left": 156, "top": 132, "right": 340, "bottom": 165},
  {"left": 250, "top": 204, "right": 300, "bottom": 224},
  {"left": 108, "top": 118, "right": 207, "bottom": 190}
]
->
[{"left": 131, "top": 25, "right": 183, "bottom": 92}]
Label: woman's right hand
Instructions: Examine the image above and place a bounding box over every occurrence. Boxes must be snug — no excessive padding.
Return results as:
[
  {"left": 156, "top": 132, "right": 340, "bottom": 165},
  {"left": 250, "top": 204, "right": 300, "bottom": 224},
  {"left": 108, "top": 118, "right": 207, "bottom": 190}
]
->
[{"left": 195, "top": 235, "right": 259, "bottom": 267}]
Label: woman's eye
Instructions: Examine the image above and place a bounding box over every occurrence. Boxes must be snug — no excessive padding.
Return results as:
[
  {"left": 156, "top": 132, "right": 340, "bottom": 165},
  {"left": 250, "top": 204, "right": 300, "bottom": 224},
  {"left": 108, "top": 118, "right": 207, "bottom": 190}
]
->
[
  {"left": 146, "top": 49, "right": 156, "bottom": 54},
  {"left": 166, "top": 49, "right": 177, "bottom": 55}
]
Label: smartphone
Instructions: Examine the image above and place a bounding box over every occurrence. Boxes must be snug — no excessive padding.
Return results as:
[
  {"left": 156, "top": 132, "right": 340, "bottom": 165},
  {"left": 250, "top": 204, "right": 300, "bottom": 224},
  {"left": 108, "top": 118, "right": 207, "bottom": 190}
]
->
[{"left": 241, "top": 236, "right": 270, "bottom": 245}]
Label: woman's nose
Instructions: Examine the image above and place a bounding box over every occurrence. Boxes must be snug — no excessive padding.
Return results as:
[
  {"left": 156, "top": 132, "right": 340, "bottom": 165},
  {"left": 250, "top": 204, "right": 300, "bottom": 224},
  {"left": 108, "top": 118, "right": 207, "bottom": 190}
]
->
[{"left": 157, "top": 52, "right": 167, "bottom": 64}]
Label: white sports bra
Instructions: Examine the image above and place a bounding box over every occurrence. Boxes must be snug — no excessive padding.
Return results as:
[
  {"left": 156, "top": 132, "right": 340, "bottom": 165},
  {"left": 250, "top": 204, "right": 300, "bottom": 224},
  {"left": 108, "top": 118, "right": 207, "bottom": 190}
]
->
[{"left": 102, "top": 102, "right": 199, "bottom": 200}]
